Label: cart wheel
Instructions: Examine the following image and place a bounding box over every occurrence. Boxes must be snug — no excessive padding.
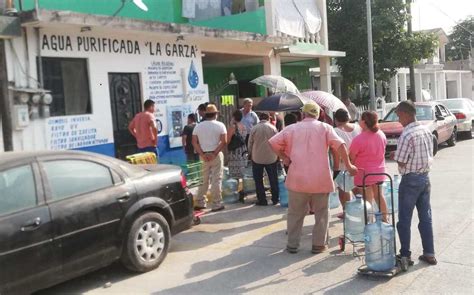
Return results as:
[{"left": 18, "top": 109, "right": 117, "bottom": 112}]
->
[
  {"left": 193, "top": 216, "right": 201, "bottom": 225},
  {"left": 339, "top": 236, "right": 345, "bottom": 252}
]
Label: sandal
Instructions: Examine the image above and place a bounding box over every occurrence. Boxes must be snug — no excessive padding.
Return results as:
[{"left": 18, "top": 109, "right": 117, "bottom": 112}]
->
[{"left": 418, "top": 255, "right": 438, "bottom": 265}]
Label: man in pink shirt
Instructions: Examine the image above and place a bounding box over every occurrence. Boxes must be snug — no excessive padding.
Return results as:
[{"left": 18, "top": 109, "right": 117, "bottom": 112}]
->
[
  {"left": 128, "top": 99, "right": 158, "bottom": 157},
  {"left": 269, "top": 101, "right": 357, "bottom": 254}
]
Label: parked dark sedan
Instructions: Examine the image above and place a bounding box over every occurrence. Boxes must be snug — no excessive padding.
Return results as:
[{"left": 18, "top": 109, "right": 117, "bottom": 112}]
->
[{"left": 0, "top": 151, "right": 193, "bottom": 294}]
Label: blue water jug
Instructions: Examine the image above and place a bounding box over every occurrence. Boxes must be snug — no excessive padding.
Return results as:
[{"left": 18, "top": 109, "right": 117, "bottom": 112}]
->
[
  {"left": 242, "top": 165, "right": 256, "bottom": 194},
  {"left": 222, "top": 178, "right": 239, "bottom": 204},
  {"left": 364, "top": 213, "right": 396, "bottom": 271},
  {"left": 383, "top": 175, "right": 400, "bottom": 213},
  {"left": 329, "top": 191, "right": 340, "bottom": 209},
  {"left": 344, "top": 194, "right": 372, "bottom": 242},
  {"left": 279, "top": 175, "right": 289, "bottom": 207}
]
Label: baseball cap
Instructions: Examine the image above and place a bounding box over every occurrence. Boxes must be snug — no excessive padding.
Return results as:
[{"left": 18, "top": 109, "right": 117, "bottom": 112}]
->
[{"left": 301, "top": 101, "right": 320, "bottom": 117}]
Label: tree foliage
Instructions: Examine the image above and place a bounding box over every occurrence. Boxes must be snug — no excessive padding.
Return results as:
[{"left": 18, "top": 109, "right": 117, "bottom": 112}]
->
[
  {"left": 328, "top": 0, "right": 438, "bottom": 90},
  {"left": 446, "top": 16, "right": 474, "bottom": 61}
]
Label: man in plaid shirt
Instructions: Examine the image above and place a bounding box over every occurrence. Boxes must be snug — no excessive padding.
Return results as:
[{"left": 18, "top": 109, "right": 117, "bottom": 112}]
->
[{"left": 390, "top": 101, "right": 437, "bottom": 270}]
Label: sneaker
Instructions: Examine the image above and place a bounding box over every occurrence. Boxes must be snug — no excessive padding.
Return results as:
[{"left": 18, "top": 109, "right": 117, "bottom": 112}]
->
[
  {"left": 286, "top": 246, "right": 298, "bottom": 254},
  {"left": 272, "top": 200, "right": 279, "bottom": 206},
  {"left": 397, "top": 255, "right": 414, "bottom": 272},
  {"left": 311, "top": 245, "right": 328, "bottom": 254},
  {"left": 396, "top": 254, "right": 414, "bottom": 266},
  {"left": 210, "top": 205, "right": 225, "bottom": 212},
  {"left": 194, "top": 206, "right": 206, "bottom": 211}
]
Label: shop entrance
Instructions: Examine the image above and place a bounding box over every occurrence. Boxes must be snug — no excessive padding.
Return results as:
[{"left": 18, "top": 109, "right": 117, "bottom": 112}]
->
[{"left": 108, "top": 73, "right": 142, "bottom": 159}]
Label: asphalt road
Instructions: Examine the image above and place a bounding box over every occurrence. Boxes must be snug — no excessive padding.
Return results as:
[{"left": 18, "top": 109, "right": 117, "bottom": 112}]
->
[{"left": 38, "top": 137, "right": 474, "bottom": 294}]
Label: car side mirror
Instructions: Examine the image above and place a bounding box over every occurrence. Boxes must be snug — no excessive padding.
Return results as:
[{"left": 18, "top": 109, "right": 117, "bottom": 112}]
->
[{"left": 436, "top": 115, "right": 445, "bottom": 121}]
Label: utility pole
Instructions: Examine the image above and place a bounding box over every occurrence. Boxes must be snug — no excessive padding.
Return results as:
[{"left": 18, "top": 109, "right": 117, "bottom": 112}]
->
[
  {"left": 366, "top": 0, "right": 376, "bottom": 111},
  {"left": 0, "top": 39, "right": 13, "bottom": 151},
  {"left": 407, "top": 0, "right": 416, "bottom": 102}
]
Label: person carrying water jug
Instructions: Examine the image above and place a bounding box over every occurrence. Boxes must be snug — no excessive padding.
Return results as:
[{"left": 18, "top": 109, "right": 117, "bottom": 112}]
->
[
  {"left": 269, "top": 101, "right": 357, "bottom": 254},
  {"left": 390, "top": 101, "right": 437, "bottom": 270}
]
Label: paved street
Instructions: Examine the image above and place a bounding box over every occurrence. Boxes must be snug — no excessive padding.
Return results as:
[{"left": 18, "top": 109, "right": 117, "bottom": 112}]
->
[{"left": 39, "top": 138, "right": 473, "bottom": 294}]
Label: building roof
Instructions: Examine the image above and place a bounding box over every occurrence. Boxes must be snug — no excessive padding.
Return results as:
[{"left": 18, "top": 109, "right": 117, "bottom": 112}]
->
[{"left": 417, "top": 28, "right": 449, "bottom": 43}]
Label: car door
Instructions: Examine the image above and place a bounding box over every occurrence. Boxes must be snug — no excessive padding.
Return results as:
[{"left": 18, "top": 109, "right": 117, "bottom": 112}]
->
[
  {"left": 40, "top": 157, "right": 135, "bottom": 278},
  {"left": 439, "top": 104, "right": 455, "bottom": 140},
  {"left": 434, "top": 105, "right": 448, "bottom": 142},
  {"left": 0, "top": 161, "right": 59, "bottom": 294}
]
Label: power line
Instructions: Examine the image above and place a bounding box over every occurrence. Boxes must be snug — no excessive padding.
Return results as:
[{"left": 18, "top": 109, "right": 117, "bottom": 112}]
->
[{"left": 427, "top": 0, "right": 473, "bottom": 35}]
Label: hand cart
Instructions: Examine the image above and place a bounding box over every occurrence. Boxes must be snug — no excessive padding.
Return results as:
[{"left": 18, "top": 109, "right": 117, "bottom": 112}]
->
[
  {"left": 357, "top": 172, "right": 402, "bottom": 278},
  {"left": 180, "top": 161, "right": 205, "bottom": 225}
]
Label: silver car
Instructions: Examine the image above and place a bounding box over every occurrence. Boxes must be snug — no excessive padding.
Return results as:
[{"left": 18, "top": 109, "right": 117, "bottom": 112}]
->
[{"left": 438, "top": 98, "right": 474, "bottom": 139}]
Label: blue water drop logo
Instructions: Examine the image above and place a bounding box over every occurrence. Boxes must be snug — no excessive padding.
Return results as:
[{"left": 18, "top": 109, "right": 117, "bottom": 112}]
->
[{"left": 188, "top": 61, "right": 199, "bottom": 89}]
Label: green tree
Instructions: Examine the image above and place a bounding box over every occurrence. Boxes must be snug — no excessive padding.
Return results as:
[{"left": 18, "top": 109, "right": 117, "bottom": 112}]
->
[
  {"left": 327, "top": 0, "right": 437, "bottom": 95},
  {"left": 446, "top": 16, "right": 473, "bottom": 61}
]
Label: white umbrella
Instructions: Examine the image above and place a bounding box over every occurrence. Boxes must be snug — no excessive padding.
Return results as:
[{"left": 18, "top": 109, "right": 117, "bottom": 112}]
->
[
  {"left": 251, "top": 75, "right": 299, "bottom": 94},
  {"left": 302, "top": 90, "right": 349, "bottom": 117}
]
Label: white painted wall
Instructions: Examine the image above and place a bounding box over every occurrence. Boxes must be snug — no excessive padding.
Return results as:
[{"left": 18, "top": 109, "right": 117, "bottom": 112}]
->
[{"left": 6, "top": 25, "right": 208, "bottom": 154}]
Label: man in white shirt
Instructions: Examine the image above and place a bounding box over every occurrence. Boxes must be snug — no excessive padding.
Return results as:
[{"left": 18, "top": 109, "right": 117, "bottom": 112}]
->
[{"left": 192, "top": 104, "right": 227, "bottom": 212}]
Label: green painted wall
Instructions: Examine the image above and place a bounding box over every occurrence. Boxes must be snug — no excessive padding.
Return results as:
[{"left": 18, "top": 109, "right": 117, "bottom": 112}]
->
[
  {"left": 204, "top": 61, "right": 317, "bottom": 99},
  {"left": 15, "top": 0, "right": 187, "bottom": 23},
  {"left": 281, "top": 61, "right": 318, "bottom": 91},
  {"left": 204, "top": 65, "right": 266, "bottom": 98},
  {"left": 191, "top": 8, "right": 266, "bottom": 34}
]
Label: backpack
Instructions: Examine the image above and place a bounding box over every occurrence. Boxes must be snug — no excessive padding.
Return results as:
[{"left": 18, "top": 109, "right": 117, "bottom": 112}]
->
[{"left": 228, "top": 124, "right": 246, "bottom": 151}]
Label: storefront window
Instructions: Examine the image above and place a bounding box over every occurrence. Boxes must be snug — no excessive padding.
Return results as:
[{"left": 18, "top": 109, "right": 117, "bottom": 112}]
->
[{"left": 40, "top": 57, "right": 92, "bottom": 117}]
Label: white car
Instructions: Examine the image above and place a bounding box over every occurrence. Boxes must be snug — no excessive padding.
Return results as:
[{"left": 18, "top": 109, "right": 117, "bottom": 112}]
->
[{"left": 438, "top": 98, "right": 474, "bottom": 139}]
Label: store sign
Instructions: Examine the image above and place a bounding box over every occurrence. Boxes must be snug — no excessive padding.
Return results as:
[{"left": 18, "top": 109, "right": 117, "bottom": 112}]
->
[
  {"left": 41, "top": 30, "right": 208, "bottom": 153},
  {"left": 46, "top": 116, "right": 110, "bottom": 151},
  {"left": 41, "top": 34, "right": 198, "bottom": 58}
]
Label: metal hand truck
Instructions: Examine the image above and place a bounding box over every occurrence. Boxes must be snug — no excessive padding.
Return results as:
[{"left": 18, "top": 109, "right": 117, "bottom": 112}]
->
[{"left": 357, "top": 172, "right": 402, "bottom": 278}]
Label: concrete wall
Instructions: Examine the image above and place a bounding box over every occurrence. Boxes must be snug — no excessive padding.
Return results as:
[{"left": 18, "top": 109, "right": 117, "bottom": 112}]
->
[
  {"left": 15, "top": 0, "right": 187, "bottom": 23},
  {"left": 5, "top": 25, "right": 208, "bottom": 163}
]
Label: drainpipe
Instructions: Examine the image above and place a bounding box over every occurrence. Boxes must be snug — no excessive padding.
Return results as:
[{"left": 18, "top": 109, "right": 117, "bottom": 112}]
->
[
  {"left": 0, "top": 39, "right": 13, "bottom": 151},
  {"left": 35, "top": 27, "right": 44, "bottom": 88}
]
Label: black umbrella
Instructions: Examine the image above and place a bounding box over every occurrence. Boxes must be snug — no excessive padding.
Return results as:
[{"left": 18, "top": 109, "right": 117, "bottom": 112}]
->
[{"left": 255, "top": 92, "right": 309, "bottom": 112}]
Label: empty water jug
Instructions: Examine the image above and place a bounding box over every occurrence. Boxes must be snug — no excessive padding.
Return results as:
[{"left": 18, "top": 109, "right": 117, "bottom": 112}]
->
[
  {"left": 279, "top": 175, "right": 289, "bottom": 207},
  {"left": 222, "top": 178, "right": 239, "bottom": 204},
  {"left": 329, "top": 191, "right": 340, "bottom": 209},
  {"left": 344, "top": 194, "right": 372, "bottom": 242},
  {"left": 242, "top": 165, "right": 256, "bottom": 194},
  {"left": 223, "top": 167, "right": 230, "bottom": 181},
  {"left": 364, "top": 213, "right": 396, "bottom": 271},
  {"left": 383, "top": 175, "right": 400, "bottom": 213}
]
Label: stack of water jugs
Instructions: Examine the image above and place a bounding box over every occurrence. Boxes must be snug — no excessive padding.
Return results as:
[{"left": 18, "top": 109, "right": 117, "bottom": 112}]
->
[
  {"left": 222, "top": 168, "right": 239, "bottom": 204},
  {"left": 342, "top": 175, "right": 400, "bottom": 272}
]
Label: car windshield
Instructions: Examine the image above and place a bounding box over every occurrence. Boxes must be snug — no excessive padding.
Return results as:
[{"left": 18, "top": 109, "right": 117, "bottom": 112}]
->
[
  {"left": 383, "top": 105, "right": 434, "bottom": 122},
  {"left": 441, "top": 100, "right": 466, "bottom": 110}
]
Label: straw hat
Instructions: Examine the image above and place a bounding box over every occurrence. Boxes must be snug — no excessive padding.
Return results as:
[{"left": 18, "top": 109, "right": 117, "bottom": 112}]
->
[{"left": 206, "top": 104, "right": 219, "bottom": 114}]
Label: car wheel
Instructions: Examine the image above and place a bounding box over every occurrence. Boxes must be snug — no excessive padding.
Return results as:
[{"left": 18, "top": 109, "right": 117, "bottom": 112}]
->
[
  {"left": 432, "top": 135, "right": 438, "bottom": 156},
  {"left": 121, "top": 212, "right": 170, "bottom": 273},
  {"left": 466, "top": 124, "right": 473, "bottom": 139},
  {"left": 447, "top": 128, "right": 457, "bottom": 147}
]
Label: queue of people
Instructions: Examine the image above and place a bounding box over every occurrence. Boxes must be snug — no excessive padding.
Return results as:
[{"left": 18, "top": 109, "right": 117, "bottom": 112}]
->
[{"left": 180, "top": 98, "right": 436, "bottom": 268}]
